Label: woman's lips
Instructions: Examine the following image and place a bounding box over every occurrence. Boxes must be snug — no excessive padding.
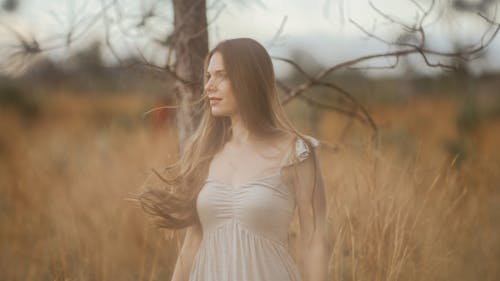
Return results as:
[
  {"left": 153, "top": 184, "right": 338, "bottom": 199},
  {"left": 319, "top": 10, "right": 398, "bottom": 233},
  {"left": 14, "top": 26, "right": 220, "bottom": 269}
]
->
[{"left": 209, "top": 97, "right": 222, "bottom": 105}]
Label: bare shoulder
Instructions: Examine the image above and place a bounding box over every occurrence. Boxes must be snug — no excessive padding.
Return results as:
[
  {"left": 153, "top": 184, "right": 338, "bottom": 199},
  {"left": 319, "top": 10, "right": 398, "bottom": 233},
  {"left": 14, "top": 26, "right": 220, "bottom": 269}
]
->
[{"left": 273, "top": 131, "right": 296, "bottom": 154}]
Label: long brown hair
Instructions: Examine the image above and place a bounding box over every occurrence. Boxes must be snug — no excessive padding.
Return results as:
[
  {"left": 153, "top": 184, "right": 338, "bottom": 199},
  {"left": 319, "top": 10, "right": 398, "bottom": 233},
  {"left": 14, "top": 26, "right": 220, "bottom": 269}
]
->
[{"left": 138, "top": 38, "right": 321, "bottom": 230}]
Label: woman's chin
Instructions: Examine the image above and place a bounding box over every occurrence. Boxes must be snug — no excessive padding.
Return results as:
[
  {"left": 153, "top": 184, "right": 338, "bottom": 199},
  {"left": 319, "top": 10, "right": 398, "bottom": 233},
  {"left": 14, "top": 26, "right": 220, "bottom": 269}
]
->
[{"left": 209, "top": 108, "right": 228, "bottom": 117}]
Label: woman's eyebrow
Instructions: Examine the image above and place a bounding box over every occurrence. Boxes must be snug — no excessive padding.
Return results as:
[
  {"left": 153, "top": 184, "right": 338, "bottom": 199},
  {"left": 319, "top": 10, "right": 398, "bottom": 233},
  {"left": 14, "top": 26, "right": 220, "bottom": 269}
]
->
[{"left": 206, "top": 69, "right": 226, "bottom": 75}]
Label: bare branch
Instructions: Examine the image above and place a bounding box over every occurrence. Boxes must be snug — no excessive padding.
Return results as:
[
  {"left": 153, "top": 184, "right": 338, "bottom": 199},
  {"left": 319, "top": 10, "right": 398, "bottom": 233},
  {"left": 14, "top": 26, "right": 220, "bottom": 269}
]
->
[
  {"left": 317, "top": 13, "right": 499, "bottom": 79},
  {"left": 271, "top": 4, "right": 500, "bottom": 141},
  {"left": 417, "top": 0, "right": 435, "bottom": 28},
  {"left": 350, "top": 19, "right": 414, "bottom": 49},
  {"left": 0, "top": 22, "right": 41, "bottom": 54},
  {"left": 267, "top": 15, "right": 288, "bottom": 48},
  {"left": 272, "top": 56, "right": 312, "bottom": 78},
  {"left": 275, "top": 80, "right": 291, "bottom": 93},
  {"left": 100, "top": 0, "right": 123, "bottom": 64},
  {"left": 278, "top": 80, "right": 369, "bottom": 125},
  {"left": 409, "top": 0, "right": 426, "bottom": 13},
  {"left": 347, "top": 54, "right": 400, "bottom": 71},
  {"left": 272, "top": 55, "right": 378, "bottom": 137},
  {"left": 344, "top": 0, "right": 500, "bottom": 74},
  {"left": 132, "top": 44, "right": 192, "bottom": 85},
  {"left": 368, "top": 1, "right": 417, "bottom": 32},
  {"left": 286, "top": 79, "right": 377, "bottom": 133}
]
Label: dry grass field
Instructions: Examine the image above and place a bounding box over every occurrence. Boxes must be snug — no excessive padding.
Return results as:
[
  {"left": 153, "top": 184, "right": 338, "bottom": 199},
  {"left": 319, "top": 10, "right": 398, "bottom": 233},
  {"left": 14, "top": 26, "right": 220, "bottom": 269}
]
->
[{"left": 0, "top": 90, "right": 498, "bottom": 281}]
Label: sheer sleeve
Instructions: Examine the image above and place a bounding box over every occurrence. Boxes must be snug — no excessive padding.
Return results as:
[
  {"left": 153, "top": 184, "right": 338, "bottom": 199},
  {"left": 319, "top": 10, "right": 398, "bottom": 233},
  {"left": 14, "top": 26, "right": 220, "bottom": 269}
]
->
[
  {"left": 280, "top": 135, "right": 321, "bottom": 168},
  {"left": 283, "top": 135, "right": 329, "bottom": 281}
]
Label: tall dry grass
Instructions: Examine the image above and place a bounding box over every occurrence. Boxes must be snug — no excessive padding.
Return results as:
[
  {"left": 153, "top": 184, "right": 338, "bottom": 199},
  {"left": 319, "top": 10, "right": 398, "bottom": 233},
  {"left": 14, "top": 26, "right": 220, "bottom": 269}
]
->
[{"left": 0, "top": 93, "right": 498, "bottom": 281}]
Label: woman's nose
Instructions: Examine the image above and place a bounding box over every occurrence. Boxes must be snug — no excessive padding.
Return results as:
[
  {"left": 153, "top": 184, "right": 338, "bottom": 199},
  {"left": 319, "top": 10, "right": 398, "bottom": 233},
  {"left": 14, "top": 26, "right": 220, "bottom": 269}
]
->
[{"left": 204, "top": 78, "right": 213, "bottom": 91}]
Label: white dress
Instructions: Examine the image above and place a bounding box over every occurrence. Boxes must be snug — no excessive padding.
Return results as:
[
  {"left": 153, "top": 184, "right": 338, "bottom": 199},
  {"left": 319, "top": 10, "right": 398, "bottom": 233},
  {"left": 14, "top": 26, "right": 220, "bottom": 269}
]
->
[{"left": 188, "top": 136, "right": 320, "bottom": 281}]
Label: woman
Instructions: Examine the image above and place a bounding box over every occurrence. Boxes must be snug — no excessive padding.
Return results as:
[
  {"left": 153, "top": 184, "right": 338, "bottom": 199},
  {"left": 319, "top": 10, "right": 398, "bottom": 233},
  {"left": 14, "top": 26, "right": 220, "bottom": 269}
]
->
[{"left": 139, "top": 38, "right": 330, "bottom": 281}]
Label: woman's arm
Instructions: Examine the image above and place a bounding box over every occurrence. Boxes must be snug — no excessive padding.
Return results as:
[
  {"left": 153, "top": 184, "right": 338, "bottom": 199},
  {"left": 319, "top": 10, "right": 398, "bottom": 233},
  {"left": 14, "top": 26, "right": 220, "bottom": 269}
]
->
[
  {"left": 170, "top": 219, "right": 203, "bottom": 281},
  {"left": 293, "top": 149, "right": 331, "bottom": 281}
]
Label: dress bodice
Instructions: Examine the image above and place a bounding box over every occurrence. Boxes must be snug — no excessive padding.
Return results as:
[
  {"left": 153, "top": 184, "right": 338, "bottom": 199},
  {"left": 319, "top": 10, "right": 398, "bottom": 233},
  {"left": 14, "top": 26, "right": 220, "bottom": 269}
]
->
[
  {"left": 197, "top": 171, "right": 295, "bottom": 246},
  {"left": 189, "top": 135, "right": 320, "bottom": 281}
]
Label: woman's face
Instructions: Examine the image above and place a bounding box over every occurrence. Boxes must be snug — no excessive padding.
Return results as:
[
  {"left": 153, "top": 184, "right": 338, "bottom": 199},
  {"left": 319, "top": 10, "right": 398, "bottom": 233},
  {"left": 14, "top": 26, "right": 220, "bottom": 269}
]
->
[{"left": 205, "top": 52, "right": 238, "bottom": 117}]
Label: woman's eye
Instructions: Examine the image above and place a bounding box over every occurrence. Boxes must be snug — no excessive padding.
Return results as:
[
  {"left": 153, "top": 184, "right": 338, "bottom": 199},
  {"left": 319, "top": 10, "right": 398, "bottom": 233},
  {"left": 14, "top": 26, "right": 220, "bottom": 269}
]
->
[{"left": 206, "top": 72, "right": 226, "bottom": 84}]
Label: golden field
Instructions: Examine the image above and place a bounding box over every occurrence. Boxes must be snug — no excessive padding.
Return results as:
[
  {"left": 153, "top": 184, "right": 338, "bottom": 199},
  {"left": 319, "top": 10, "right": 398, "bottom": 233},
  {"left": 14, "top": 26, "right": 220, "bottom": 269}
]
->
[{"left": 0, "top": 90, "right": 499, "bottom": 281}]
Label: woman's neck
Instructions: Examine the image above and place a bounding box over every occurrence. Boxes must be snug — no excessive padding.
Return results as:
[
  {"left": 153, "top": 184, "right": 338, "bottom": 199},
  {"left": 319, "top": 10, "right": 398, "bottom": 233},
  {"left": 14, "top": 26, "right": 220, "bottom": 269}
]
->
[
  {"left": 229, "top": 114, "right": 284, "bottom": 146},
  {"left": 229, "top": 114, "right": 256, "bottom": 145}
]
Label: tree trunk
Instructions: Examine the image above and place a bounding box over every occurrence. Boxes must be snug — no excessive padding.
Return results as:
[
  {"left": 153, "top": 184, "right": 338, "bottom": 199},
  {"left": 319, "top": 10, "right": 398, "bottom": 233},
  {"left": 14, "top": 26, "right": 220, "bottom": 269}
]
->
[{"left": 172, "top": 0, "right": 209, "bottom": 152}]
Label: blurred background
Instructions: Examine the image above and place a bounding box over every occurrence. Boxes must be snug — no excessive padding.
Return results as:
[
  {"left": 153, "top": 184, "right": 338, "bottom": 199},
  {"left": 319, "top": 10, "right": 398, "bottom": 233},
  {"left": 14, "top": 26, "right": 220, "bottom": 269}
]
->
[{"left": 0, "top": 0, "right": 499, "bottom": 280}]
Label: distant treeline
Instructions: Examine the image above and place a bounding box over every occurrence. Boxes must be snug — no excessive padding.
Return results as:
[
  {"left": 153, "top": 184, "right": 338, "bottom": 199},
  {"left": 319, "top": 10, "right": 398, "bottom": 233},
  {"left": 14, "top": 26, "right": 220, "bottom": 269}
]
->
[{"left": 1, "top": 41, "right": 499, "bottom": 118}]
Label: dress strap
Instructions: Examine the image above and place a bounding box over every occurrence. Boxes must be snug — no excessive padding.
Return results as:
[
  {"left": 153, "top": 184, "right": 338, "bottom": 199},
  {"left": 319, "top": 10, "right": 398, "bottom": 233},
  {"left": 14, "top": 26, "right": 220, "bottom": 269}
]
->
[{"left": 279, "top": 135, "right": 320, "bottom": 168}]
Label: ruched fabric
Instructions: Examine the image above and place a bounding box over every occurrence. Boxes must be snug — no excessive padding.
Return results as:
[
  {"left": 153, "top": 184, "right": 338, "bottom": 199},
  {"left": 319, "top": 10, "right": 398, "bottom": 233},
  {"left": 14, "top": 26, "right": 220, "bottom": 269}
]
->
[{"left": 188, "top": 136, "right": 319, "bottom": 281}]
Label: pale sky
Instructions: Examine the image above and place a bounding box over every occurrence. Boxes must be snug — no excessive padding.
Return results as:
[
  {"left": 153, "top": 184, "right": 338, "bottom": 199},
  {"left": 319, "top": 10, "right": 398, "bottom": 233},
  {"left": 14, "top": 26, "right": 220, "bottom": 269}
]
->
[{"left": 1, "top": 0, "right": 499, "bottom": 77}]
